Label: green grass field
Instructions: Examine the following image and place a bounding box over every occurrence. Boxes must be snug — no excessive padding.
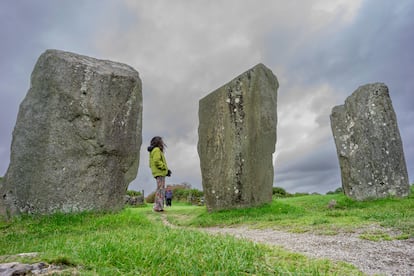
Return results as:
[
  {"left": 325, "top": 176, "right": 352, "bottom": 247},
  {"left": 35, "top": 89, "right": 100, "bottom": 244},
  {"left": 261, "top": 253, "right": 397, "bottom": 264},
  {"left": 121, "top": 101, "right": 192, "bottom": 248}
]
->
[
  {"left": 170, "top": 189, "right": 414, "bottom": 240},
  {"left": 0, "top": 187, "right": 412, "bottom": 275}
]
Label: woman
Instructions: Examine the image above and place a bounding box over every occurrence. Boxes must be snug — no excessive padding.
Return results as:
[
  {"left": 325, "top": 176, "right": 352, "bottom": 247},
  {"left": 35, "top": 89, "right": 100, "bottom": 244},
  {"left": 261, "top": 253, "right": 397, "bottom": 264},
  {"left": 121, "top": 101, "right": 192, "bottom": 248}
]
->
[{"left": 148, "top": 136, "right": 171, "bottom": 212}]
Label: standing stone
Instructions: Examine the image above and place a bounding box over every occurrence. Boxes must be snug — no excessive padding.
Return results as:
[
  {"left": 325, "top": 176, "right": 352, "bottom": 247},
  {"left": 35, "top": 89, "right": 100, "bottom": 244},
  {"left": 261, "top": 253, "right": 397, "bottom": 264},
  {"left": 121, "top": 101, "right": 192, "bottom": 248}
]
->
[
  {"left": 198, "top": 63, "right": 278, "bottom": 211},
  {"left": 0, "top": 49, "right": 142, "bottom": 217},
  {"left": 330, "top": 83, "right": 409, "bottom": 200}
]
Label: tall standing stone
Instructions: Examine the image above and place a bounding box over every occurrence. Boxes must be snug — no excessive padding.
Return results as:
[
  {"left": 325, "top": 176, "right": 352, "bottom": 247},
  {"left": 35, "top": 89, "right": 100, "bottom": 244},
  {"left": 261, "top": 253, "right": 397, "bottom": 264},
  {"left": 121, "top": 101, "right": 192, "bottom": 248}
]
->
[
  {"left": 198, "top": 63, "right": 278, "bottom": 211},
  {"left": 0, "top": 49, "right": 142, "bottom": 217},
  {"left": 330, "top": 83, "right": 409, "bottom": 200}
]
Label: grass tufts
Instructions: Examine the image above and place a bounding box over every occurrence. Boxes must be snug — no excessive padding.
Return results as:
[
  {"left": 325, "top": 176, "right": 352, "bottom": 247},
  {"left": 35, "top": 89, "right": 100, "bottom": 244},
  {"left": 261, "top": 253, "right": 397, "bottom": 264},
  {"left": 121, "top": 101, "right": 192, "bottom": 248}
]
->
[{"left": 1, "top": 190, "right": 412, "bottom": 274}]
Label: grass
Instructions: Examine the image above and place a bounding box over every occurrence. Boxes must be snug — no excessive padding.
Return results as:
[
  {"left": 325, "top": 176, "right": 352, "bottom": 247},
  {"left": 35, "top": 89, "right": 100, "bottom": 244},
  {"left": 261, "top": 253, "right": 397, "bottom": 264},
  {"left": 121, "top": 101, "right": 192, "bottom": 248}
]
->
[
  {"left": 168, "top": 186, "right": 414, "bottom": 239},
  {"left": 0, "top": 187, "right": 412, "bottom": 274},
  {"left": 1, "top": 206, "right": 362, "bottom": 275}
]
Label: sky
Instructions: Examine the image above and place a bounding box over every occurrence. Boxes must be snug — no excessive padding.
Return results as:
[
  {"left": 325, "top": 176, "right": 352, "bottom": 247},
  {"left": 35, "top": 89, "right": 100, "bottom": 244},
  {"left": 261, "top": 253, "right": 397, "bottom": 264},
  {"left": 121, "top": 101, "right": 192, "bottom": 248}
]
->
[{"left": 1, "top": 0, "right": 413, "bottom": 195}]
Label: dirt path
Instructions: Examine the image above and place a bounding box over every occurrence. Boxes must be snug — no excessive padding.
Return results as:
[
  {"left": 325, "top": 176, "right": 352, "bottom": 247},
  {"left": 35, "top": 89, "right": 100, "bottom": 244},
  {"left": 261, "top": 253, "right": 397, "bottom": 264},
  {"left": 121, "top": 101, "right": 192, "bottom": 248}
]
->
[{"left": 161, "top": 215, "right": 414, "bottom": 275}]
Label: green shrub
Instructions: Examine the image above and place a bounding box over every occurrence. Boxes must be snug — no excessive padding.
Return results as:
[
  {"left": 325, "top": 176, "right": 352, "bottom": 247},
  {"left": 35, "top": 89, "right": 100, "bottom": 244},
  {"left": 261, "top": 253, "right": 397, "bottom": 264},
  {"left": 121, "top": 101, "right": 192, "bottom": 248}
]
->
[
  {"left": 327, "top": 187, "right": 344, "bottom": 195},
  {"left": 272, "top": 187, "right": 288, "bottom": 197},
  {"left": 293, "top": 192, "right": 310, "bottom": 197},
  {"left": 173, "top": 188, "right": 204, "bottom": 204},
  {"left": 335, "top": 187, "right": 344, "bottom": 194},
  {"left": 145, "top": 192, "right": 155, "bottom": 203},
  {"left": 126, "top": 190, "right": 142, "bottom": 197},
  {"left": 145, "top": 184, "right": 204, "bottom": 205}
]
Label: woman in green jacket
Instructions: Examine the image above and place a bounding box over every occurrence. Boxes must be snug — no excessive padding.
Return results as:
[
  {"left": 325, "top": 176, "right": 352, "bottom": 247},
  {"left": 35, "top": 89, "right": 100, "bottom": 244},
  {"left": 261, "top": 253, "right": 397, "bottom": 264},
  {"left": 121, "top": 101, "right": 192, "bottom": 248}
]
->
[{"left": 148, "top": 136, "right": 171, "bottom": 212}]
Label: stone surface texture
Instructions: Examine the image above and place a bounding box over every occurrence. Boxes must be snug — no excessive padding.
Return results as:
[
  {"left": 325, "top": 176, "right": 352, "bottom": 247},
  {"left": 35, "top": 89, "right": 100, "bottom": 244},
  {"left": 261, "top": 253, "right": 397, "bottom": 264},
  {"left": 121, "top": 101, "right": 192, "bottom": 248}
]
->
[
  {"left": 330, "top": 83, "right": 409, "bottom": 200},
  {"left": 0, "top": 49, "right": 142, "bottom": 216},
  {"left": 198, "top": 63, "right": 278, "bottom": 211}
]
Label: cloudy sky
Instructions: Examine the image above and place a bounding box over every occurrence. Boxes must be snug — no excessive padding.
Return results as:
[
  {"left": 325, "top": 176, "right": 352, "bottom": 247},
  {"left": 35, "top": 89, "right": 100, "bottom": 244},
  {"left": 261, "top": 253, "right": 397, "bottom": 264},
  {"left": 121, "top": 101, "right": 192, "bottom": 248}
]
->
[{"left": 1, "top": 0, "right": 413, "bottom": 195}]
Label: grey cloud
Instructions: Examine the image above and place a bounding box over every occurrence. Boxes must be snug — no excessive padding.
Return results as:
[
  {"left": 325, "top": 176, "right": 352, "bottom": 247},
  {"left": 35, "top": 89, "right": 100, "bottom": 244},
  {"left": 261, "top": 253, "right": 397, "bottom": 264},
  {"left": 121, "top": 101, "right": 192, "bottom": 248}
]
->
[
  {"left": 275, "top": 138, "right": 341, "bottom": 193},
  {"left": 0, "top": 0, "right": 128, "bottom": 175},
  {"left": 301, "top": 0, "right": 414, "bottom": 92},
  {"left": 272, "top": 0, "right": 414, "bottom": 191},
  {"left": 1, "top": 1, "right": 413, "bottom": 194},
  {"left": 276, "top": 170, "right": 340, "bottom": 194}
]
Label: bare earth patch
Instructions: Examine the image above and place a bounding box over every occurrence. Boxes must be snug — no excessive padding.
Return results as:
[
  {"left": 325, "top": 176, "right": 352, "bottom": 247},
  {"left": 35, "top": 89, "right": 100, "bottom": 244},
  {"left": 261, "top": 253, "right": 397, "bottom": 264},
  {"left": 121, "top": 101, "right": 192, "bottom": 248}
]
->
[{"left": 161, "top": 215, "right": 414, "bottom": 275}]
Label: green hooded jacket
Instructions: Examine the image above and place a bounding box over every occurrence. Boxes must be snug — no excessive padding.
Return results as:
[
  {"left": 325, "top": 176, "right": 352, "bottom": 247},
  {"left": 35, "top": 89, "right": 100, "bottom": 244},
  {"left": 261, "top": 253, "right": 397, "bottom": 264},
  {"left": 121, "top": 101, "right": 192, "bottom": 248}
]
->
[{"left": 148, "top": 146, "right": 168, "bottom": 177}]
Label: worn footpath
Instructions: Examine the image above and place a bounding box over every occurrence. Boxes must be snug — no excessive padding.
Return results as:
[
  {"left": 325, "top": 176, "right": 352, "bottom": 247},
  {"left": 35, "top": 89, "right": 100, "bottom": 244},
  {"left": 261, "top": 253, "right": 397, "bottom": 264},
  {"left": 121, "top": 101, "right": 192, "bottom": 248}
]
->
[{"left": 161, "top": 214, "right": 414, "bottom": 276}]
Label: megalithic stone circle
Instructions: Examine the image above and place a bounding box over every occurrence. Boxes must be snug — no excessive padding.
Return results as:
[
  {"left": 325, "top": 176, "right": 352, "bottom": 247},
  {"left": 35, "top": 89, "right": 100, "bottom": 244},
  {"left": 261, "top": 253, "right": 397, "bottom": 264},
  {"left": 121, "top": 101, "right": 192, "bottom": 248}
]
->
[
  {"left": 198, "top": 63, "right": 278, "bottom": 211},
  {"left": 330, "top": 83, "right": 409, "bottom": 200},
  {"left": 0, "top": 49, "right": 142, "bottom": 217}
]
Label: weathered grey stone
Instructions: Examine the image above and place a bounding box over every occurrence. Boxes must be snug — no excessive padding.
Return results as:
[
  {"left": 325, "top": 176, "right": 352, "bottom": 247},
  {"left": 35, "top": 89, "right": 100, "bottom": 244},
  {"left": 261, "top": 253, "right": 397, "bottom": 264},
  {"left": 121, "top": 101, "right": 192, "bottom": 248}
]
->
[
  {"left": 0, "top": 49, "right": 142, "bottom": 216},
  {"left": 330, "top": 83, "right": 409, "bottom": 200},
  {"left": 198, "top": 63, "right": 278, "bottom": 211},
  {"left": 0, "top": 261, "right": 66, "bottom": 275}
]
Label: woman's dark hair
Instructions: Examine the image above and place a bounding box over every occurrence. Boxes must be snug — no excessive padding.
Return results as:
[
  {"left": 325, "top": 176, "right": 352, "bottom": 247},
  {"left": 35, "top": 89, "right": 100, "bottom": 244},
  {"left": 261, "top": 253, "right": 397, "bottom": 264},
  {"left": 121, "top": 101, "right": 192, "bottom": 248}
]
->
[{"left": 150, "top": 136, "right": 166, "bottom": 152}]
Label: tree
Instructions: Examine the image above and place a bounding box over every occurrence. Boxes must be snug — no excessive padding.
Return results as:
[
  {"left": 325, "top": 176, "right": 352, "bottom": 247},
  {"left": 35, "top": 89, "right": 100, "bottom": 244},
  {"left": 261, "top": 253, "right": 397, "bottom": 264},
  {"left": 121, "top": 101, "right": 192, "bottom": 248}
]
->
[{"left": 272, "top": 187, "right": 288, "bottom": 198}]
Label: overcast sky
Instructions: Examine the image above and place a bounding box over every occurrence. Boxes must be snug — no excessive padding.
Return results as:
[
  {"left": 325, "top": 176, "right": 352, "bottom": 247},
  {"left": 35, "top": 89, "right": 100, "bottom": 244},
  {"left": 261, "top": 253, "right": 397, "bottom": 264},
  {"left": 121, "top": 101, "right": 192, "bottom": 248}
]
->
[{"left": 1, "top": 0, "right": 413, "bottom": 195}]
